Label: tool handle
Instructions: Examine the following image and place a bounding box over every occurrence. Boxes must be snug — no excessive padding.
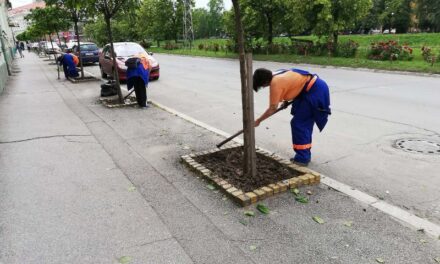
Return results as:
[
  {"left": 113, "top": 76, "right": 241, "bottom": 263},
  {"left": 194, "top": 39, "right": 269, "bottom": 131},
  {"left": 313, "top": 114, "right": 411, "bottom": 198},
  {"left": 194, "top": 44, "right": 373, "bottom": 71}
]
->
[
  {"left": 216, "top": 129, "right": 243, "bottom": 148},
  {"left": 216, "top": 100, "right": 293, "bottom": 148}
]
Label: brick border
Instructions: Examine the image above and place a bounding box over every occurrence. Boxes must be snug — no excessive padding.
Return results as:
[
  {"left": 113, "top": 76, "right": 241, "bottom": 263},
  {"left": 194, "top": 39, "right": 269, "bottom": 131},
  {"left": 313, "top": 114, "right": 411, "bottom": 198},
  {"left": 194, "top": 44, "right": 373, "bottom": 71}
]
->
[{"left": 181, "top": 144, "right": 321, "bottom": 206}]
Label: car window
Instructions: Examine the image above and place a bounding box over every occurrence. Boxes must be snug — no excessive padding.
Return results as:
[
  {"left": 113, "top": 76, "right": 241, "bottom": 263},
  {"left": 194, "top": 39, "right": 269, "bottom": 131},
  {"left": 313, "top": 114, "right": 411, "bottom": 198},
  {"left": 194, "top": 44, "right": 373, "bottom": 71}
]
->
[
  {"left": 81, "top": 44, "right": 98, "bottom": 51},
  {"left": 114, "top": 44, "right": 145, "bottom": 57}
]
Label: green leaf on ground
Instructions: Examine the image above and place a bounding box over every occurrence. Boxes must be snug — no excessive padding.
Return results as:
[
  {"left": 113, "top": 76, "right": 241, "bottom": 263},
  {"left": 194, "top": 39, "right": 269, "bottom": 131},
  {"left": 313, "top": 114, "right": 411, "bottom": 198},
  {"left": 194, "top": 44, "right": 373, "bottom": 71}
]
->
[
  {"left": 291, "top": 188, "right": 300, "bottom": 195},
  {"left": 249, "top": 245, "right": 257, "bottom": 251},
  {"left": 127, "top": 186, "right": 136, "bottom": 192},
  {"left": 118, "top": 256, "right": 132, "bottom": 264},
  {"left": 206, "top": 184, "right": 216, "bottom": 190},
  {"left": 376, "top": 257, "right": 385, "bottom": 263},
  {"left": 434, "top": 257, "right": 440, "bottom": 263},
  {"left": 295, "top": 195, "right": 309, "bottom": 204},
  {"left": 343, "top": 221, "right": 353, "bottom": 227},
  {"left": 244, "top": 211, "right": 255, "bottom": 217},
  {"left": 257, "top": 204, "right": 270, "bottom": 214},
  {"left": 312, "top": 216, "right": 325, "bottom": 224},
  {"left": 239, "top": 219, "right": 247, "bottom": 226},
  {"left": 420, "top": 239, "right": 427, "bottom": 244}
]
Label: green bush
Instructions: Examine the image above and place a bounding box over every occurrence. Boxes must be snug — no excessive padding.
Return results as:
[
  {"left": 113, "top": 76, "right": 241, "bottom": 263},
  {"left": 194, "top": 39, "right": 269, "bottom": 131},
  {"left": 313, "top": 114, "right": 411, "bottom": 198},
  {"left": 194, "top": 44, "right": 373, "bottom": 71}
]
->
[
  {"left": 336, "top": 40, "right": 359, "bottom": 58},
  {"left": 139, "top": 40, "right": 152, "bottom": 49}
]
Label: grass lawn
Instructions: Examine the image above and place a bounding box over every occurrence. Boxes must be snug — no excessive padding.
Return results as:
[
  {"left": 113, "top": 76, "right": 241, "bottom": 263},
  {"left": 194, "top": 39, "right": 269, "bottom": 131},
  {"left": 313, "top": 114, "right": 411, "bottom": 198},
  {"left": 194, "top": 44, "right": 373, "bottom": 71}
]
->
[{"left": 149, "top": 33, "right": 440, "bottom": 74}]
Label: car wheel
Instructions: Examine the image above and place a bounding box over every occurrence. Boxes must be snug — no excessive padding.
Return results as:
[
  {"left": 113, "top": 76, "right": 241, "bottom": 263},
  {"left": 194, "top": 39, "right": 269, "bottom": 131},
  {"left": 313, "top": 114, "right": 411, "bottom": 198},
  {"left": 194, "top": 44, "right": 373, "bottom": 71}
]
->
[{"left": 100, "top": 64, "right": 107, "bottom": 79}]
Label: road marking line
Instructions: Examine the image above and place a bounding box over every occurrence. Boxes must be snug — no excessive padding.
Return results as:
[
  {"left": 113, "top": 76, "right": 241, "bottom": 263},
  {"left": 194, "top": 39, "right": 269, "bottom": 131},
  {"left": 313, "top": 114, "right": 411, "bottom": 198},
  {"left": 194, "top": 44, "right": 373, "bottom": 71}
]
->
[{"left": 151, "top": 99, "right": 440, "bottom": 239}]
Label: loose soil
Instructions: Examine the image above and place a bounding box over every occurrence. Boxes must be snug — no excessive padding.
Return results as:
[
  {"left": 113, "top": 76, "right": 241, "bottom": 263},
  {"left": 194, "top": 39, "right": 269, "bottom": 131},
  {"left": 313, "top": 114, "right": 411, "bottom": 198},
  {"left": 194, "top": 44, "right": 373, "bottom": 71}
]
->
[{"left": 194, "top": 147, "right": 301, "bottom": 192}]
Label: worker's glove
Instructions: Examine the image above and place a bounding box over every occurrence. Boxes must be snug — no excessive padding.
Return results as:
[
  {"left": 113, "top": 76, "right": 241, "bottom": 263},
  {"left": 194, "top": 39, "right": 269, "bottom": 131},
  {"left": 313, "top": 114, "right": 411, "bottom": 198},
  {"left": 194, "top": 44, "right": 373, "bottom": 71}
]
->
[{"left": 280, "top": 101, "right": 290, "bottom": 110}]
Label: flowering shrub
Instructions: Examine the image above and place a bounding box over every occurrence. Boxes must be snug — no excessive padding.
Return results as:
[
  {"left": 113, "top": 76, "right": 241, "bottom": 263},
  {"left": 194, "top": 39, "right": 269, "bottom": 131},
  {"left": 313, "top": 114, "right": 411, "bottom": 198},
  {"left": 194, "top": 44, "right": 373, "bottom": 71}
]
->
[
  {"left": 421, "top": 46, "right": 438, "bottom": 64},
  {"left": 368, "top": 40, "right": 413, "bottom": 61},
  {"left": 164, "top": 42, "right": 179, "bottom": 50},
  {"left": 337, "top": 40, "right": 359, "bottom": 58}
]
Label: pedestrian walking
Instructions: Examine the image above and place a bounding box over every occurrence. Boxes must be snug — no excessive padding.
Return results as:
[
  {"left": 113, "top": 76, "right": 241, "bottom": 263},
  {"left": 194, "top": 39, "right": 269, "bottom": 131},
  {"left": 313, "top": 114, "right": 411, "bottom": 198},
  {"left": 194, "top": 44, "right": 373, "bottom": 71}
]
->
[
  {"left": 125, "top": 53, "right": 151, "bottom": 108},
  {"left": 16, "top": 42, "right": 24, "bottom": 58},
  {"left": 253, "top": 68, "right": 331, "bottom": 166}
]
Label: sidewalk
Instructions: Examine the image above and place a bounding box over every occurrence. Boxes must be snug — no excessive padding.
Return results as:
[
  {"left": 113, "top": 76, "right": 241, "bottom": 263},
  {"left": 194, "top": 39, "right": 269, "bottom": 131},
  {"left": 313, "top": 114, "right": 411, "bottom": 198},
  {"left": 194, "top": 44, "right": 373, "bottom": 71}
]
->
[{"left": 1, "top": 53, "right": 440, "bottom": 263}]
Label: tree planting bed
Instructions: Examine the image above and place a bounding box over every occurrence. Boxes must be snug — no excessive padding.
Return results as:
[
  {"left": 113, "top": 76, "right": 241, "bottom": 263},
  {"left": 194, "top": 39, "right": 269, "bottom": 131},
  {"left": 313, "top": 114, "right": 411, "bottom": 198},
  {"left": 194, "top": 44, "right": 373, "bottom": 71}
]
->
[{"left": 181, "top": 145, "right": 321, "bottom": 206}]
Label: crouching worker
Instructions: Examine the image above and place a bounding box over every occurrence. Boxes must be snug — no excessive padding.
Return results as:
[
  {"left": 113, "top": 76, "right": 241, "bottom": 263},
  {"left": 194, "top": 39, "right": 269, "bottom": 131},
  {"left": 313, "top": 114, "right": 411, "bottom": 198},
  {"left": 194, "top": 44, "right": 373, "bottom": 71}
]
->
[
  {"left": 125, "top": 53, "right": 151, "bottom": 108},
  {"left": 253, "top": 68, "right": 331, "bottom": 166},
  {"left": 57, "top": 52, "right": 79, "bottom": 79}
]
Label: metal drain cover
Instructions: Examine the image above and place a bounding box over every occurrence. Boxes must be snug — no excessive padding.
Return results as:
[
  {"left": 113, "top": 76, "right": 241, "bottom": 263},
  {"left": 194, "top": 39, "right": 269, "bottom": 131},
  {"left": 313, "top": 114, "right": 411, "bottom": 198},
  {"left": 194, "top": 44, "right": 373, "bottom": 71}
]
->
[{"left": 395, "top": 139, "right": 440, "bottom": 154}]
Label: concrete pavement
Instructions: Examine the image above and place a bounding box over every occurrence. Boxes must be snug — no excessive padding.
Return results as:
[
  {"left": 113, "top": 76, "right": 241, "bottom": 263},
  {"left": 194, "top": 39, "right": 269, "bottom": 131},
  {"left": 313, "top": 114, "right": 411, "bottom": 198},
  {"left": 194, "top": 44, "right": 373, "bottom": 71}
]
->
[
  {"left": 88, "top": 54, "right": 440, "bottom": 226},
  {"left": 1, "top": 53, "right": 440, "bottom": 263}
]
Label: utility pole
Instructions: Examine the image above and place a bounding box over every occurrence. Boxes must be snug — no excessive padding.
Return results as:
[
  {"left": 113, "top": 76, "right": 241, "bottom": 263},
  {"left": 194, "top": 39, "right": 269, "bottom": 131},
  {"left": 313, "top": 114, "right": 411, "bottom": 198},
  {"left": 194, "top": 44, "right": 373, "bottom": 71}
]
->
[{"left": 183, "top": 0, "right": 194, "bottom": 49}]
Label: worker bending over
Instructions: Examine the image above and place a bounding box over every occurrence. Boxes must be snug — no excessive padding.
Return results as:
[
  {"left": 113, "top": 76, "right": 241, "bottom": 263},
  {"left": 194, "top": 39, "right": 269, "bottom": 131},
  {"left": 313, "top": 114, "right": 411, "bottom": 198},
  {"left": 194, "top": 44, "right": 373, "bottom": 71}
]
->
[
  {"left": 125, "top": 53, "right": 151, "bottom": 108},
  {"left": 58, "top": 51, "right": 79, "bottom": 79},
  {"left": 253, "top": 68, "right": 331, "bottom": 166}
]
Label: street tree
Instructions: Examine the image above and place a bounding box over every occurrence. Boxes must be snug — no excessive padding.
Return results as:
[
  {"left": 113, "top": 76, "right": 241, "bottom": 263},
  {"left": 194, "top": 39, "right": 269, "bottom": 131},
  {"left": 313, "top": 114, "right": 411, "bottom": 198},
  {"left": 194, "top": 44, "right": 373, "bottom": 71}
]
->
[
  {"left": 89, "top": 0, "right": 138, "bottom": 103},
  {"left": 380, "top": 0, "right": 412, "bottom": 33},
  {"left": 231, "top": 0, "right": 257, "bottom": 179},
  {"left": 25, "top": 7, "right": 71, "bottom": 56},
  {"left": 416, "top": 0, "right": 440, "bottom": 32},
  {"left": 45, "top": 0, "right": 89, "bottom": 78},
  {"left": 193, "top": 8, "right": 210, "bottom": 38},
  {"left": 208, "top": 0, "right": 224, "bottom": 37}
]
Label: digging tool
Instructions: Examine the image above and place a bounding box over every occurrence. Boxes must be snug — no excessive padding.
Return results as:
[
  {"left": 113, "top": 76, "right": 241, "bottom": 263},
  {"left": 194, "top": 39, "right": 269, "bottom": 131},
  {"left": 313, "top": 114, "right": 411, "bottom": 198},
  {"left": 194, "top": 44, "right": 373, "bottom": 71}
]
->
[
  {"left": 216, "top": 100, "right": 294, "bottom": 148},
  {"left": 124, "top": 89, "right": 135, "bottom": 100}
]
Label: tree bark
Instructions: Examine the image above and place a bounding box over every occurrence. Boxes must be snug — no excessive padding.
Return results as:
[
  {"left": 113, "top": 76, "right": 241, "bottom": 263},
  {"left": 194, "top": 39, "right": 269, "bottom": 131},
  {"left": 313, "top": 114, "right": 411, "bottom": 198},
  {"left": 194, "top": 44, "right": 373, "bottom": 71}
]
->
[
  {"left": 232, "top": 0, "right": 257, "bottom": 179},
  {"left": 74, "top": 17, "right": 85, "bottom": 78},
  {"left": 105, "top": 16, "right": 124, "bottom": 104},
  {"left": 333, "top": 31, "right": 339, "bottom": 54},
  {"left": 266, "top": 13, "right": 273, "bottom": 44}
]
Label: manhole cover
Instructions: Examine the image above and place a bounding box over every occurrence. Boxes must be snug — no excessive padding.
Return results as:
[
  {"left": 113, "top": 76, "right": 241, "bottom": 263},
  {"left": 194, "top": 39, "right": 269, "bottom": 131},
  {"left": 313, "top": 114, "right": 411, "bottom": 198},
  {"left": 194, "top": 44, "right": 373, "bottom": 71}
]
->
[{"left": 394, "top": 139, "right": 440, "bottom": 154}]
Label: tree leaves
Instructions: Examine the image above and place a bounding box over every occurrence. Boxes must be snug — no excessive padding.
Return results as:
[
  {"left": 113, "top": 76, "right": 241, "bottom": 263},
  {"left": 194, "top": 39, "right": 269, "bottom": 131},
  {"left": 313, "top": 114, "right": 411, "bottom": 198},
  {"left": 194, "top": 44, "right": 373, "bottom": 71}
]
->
[
  {"left": 257, "top": 203, "right": 270, "bottom": 214},
  {"left": 375, "top": 257, "right": 385, "bottom": 263},
  {"left": 118, "top": 256, "right": 132, "bottom": 264},
  {"left": 206, "top": 184, "right": 216, "bottom": 190},
  {"left": 312, "top": 216, "right": 325, "bottom": 224},
  {"left": 295, "top": 195, "right": 309, "bottom": 203},
  {"left": 244, "top": 211, "right": 255, "bottom": 217}
]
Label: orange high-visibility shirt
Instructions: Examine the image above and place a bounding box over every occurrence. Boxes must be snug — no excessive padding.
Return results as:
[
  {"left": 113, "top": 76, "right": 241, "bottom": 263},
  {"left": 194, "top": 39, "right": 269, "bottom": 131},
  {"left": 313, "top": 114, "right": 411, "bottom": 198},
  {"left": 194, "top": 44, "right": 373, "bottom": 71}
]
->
[
  {"left": 72, "top": 55, "right": 79, "bottom": 66},
  {"left": 269, "top": 71, "right": 309, "bottom": 106}
]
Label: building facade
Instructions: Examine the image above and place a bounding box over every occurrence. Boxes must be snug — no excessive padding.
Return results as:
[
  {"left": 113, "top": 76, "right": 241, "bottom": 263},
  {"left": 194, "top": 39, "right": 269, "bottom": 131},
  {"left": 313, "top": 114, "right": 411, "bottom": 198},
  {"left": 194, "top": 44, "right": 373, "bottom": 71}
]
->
[
  {"left": 1, "top": 0, "right": 15, "bottom": 94},
  {"left": 8, "top": 0, "right": 45, "bottom": 36}
]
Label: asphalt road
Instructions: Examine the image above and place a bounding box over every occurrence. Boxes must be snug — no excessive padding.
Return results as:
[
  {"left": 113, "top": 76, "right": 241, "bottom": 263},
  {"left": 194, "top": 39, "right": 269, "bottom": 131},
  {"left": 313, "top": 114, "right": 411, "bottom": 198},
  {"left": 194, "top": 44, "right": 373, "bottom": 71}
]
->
[{"left": 86, "top": 54, "right": 440, "bottom": 225}]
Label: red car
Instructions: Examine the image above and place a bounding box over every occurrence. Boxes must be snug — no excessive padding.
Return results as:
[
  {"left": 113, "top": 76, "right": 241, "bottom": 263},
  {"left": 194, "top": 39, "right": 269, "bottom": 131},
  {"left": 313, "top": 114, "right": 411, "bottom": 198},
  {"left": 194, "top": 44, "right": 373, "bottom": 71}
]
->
[{"left": 99, "top": 42, "right": 160, "bottom": 81}]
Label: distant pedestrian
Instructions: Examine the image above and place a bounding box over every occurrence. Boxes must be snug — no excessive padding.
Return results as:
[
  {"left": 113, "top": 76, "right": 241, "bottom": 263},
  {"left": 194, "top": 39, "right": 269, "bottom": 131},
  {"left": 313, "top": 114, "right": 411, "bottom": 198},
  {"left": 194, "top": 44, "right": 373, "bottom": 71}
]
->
[
  {"left": 16, "top": 42, "right": 24, "bottom": 58},
  {"left": 26, "top": 41, "right": 31, "bottom": 52}
]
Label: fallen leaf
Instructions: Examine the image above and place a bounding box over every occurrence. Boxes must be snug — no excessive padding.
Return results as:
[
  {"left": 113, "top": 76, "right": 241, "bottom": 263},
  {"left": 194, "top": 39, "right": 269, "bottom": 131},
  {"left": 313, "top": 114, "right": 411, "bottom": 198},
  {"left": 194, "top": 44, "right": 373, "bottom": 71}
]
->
[
  {"left": 239, "top": 219, "right": 247, "bottom": 226},
  {"left": 206, "top": 184, "right": 216, "bottom": 190},
  {"left": 434, "top": 257, "right": 440, "bottom": 263},
  {"left": 312, "top": 216, "right": 325, "bottom": 224},
  {"left": 420, "top": 239, "right": 427, "bottom": 244},
  {"left": 182, "top": 146, "right": 190, "bottom": 150},
  {"left": 295, "top": 195, "right": 309, "bottom": 204},
  {"left": 223, "top": 212, "right": 229, "bottom": 215},
  {"left": 306, "top": 190, "right": 313, "bottom": 195},
  {"left": 222, "top": 197, "right": 227, "bottom": 201},
  {"left": 343, "top": 221, "right": 353, "bottom": 227},
  {"left": 249, "top": 245, "right": 257, "bottom": 251},
  {"left": 244, "top": 211, "right": 255, "bottom": 217},
  {"left": 127, "top": 186, "right": 136, "bottom": 192},
  {"left": 291, "top": 188, "right": 300, "bottom": 195},
  {"left": 118, "top": 256, "right": 132, "bottom": 264},
  {"left": 257, "top": 204, "right": 270, "bottom": 215},
  {"left": 376, "top": 257, "right": 385, "bottom": 263},
  {"left": 417, "top": 228, "right": 425, "bottom": 233}
]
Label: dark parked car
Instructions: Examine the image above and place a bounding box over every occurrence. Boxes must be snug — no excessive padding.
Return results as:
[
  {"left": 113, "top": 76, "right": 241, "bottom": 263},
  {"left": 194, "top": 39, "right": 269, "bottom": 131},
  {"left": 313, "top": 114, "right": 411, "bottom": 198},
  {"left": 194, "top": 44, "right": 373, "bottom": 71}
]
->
[
  {"left": 99, "top": 42, "right": 159, "bottom": 81},
  {"left": 72, "top": 42, "right": 99, "bottom": 64}
]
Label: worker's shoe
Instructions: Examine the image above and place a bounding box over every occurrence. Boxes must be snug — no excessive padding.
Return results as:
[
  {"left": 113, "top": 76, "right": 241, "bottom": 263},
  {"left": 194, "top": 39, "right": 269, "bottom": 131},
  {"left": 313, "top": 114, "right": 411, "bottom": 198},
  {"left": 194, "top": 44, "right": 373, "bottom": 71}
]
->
[{"left": 289, "top": 157, "right": 309, "bottom": 167}]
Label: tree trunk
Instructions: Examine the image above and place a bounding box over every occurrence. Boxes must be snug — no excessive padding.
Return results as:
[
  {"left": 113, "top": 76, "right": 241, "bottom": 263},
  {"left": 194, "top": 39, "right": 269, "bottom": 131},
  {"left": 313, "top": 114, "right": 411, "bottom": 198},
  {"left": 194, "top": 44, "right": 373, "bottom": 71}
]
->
[
  {"left": 266, "top": 13, "right": 273, "bottom": 45},
  {"left": 333, "top": 31, "right": 339, "bottom": 54},
  {"left": 105, "top": 16, "right": 124, "bottom": 104},
  {"left": 232, "top": 0, "right": 257, "bottom": 179},
  {"left": 74, "top": 18, "right": 85, "bottom": 78}
]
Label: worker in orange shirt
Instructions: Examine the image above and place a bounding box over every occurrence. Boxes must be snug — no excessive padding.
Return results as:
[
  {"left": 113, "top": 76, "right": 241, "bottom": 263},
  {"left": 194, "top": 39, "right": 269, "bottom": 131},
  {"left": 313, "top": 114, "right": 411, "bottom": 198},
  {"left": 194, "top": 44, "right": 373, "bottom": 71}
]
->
[{"left": 253, "top": 68, "right": 331, "bottom": 166}]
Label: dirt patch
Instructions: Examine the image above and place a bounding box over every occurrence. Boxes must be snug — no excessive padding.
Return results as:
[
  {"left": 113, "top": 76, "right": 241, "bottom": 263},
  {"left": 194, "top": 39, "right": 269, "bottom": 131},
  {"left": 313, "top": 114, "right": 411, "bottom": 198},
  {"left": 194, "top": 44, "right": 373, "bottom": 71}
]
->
[{"left": 194, "top": 147, "right": 300, "bottom": 192}]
